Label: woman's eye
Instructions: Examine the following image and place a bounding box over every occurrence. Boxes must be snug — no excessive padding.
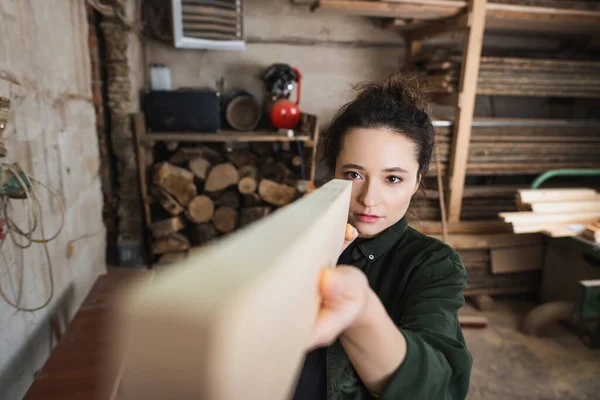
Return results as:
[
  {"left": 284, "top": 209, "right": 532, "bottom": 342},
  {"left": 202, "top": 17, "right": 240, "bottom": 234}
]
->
[
  {"left": 386, "top": 176, "right": 402, "bottom": 184},
  {"left": 344, "top": 171, "right": 361, "bottom": 180}
]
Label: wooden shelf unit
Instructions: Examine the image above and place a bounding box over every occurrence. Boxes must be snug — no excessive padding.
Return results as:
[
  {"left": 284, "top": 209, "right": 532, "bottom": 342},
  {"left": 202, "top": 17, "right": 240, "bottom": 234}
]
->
[
  {"left": 318, "top": 0, "right": 600, "bottom": 35},
  {"left": 142, "top": 131, "right": 313, "bottom": 144},
  {"left": 312, "top": 0, "right": 600, "bottom": 223}
]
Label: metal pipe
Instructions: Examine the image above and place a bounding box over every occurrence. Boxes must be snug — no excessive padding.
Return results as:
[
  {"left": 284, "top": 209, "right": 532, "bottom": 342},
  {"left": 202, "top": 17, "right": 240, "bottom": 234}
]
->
[{"left": 531, "top": 169, "right": 600, "bottom": 189}]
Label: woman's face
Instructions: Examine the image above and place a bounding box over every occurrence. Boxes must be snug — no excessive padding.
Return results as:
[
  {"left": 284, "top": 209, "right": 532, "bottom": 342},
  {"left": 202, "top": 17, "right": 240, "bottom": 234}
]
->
[{"left": 334, "top": 128, "right": 421, "bottom": 238}]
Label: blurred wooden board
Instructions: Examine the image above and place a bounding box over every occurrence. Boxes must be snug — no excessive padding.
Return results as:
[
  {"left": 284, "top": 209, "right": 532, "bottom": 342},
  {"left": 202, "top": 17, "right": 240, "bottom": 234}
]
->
[{"left": 117, "top": 180, "right": 352, "bottom": 400}]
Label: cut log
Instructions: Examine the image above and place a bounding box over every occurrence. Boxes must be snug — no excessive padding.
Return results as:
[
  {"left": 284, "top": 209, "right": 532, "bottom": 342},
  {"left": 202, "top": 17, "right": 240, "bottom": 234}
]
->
[
  {"left": 204, "top": 163, "right": 239, "bottom": 192},
  {"left": 262, "top": 161, "right": 292, "bottom": 183},
  {"left": 259, "top": 179, "right": 297, "bottom": 207},
  {"left": 250, "top": 142, "right": 274, "bottom": 157},
  {"left": 212, "top": 206, "right": 238, "bottom": 233},
  {"left": 169, "top": 146, "right": 224, "bottom": 165},
  {"left": 227, "top": 149, "right": 258, "bottom": 168},
  {"left": 157, "top": 252, "right": 188, "bottom": 265},
  {"left": 215, "top": 189, "right": 241, "bottom": 209},
  {"left": 238, "top": 165, "right": 259, "bottom": 194},
  {"left": 151, "top": 233, "right": 190, "bottom": 254},
  {"left": 150, "top": 217, "right": 186, "bottom": 239},
  {"left": 188, "top": 157, "right": 211, "bottom": 180},
  {"left": 243, "top": 192, "right": 262, "bottom": 207},
  {"left": 152, "top": 187, "right": 184, "bottom": 216},
  {"left": 187, "top": 223, "right": 219, "bottom": 246},
  {"left": 240, "top": 207, "right": 271, "bottom": 227},
  {"left": 153, "top": 162, "right": 197, "bottom": 205},
  {"left": 186, "top": 195, "right": 215, "bottom": 223}
]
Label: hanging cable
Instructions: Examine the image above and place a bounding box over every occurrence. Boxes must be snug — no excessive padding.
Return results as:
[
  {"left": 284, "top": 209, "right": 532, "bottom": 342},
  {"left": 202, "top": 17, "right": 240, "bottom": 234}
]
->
[{"left": 0, "top": 163, "right": 65, "bottom": 312}]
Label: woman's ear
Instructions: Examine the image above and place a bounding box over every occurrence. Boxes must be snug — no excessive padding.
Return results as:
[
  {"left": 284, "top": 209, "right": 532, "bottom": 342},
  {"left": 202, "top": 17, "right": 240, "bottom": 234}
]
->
[{"left": 412, "top": 173, "right": 422, "bottom": 195}]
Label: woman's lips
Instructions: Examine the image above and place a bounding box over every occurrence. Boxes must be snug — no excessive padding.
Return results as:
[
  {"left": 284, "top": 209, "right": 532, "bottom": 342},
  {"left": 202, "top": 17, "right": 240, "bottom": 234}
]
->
[{"left": 355, "top": 213, "right": 381, "bottom": 223}]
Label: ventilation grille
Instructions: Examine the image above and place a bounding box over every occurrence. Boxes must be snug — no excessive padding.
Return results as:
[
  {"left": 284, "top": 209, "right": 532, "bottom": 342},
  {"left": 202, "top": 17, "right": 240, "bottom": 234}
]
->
[{"left": 172, "top": 0, "right": 244, "bottom": 50}]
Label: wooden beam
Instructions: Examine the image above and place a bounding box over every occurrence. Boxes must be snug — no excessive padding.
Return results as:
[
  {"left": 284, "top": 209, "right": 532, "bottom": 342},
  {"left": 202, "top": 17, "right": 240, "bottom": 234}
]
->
[
  {"left": 412, "top": 220, "right": 512, "bottom": 234},
  {"left": 446, "top": 0, "right": 487, "bottom": 223},
  {"left": 115, "top": 180, "right": 352, "bottom": 400},
  {"left": 318, "top": 0, "right": 459, "bottom": 19},
  {"left": 428, "top": 233, "right": 542, "bottom": 249},
  {"left": 407, "top": 9, "right": 470, "bottom": 41}
]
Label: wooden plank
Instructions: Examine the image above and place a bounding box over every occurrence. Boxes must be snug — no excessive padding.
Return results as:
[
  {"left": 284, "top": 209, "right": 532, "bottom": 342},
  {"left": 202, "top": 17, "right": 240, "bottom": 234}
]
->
[
  {"left": 447, "top": 0, "right": 487, "bottom": 223},
  {"left": 430, "top": 233, "right": 542, "bottom": 249},
  {"left": 518, "top": 188, "right": 598, "bottom": 203},
  {"left": 529, "top": 200, "right": 600, "bottom": 214},
  {"left": 490, "top": 245, "right": 544, "bottom": 274},
  {"left": 408, "top": 9, "right": 470, "bottom": 41},
  {"left": 318, "top": 0, "right": 459, "bottom": 19},
  {"left": 132, "top": 113, "right": 154, "bottom": 264},
  {"left": 512, "top": 222, "right": 592, "bottom": 234},
  {"left": 116, "top": 180, "right": 352, "bottom": 400},
  {"left": 500, "top": 211, "right": 600, "bottom": 224},
  {"left": 142, "top": 131, "right": 311, "bottom": 144},
  {"left": 412, "top": 219, "right": 512, "bottom": 234},
  {"left": 463, "top": 285, "right": 538, "bottom": 296}
]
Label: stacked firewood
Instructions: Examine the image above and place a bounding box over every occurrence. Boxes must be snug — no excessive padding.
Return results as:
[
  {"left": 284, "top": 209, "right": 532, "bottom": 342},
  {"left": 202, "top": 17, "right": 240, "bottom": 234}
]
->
[
  {"left": 148, "top": 144, "right": 309, "bottom": 264},
  {"left": 415, "top": 52, "right": 600, "bottom": 98}
]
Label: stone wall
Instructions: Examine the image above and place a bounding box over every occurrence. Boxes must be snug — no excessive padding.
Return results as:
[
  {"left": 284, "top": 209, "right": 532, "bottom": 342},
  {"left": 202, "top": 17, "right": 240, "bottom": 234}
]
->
[{"left": 0, "top": 1, "right": 105, "bottom": 398}]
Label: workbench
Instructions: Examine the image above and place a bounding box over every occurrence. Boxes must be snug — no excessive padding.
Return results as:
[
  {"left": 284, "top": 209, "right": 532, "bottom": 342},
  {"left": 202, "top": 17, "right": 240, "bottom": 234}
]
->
[{"left": 23, "top": 269, "right": 153, "bottom": 400}]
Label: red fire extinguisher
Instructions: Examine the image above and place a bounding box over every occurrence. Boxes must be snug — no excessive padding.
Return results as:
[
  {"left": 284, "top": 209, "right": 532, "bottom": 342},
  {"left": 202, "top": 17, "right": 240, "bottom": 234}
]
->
[{"left": 270, "top": 68, "right": 302, "bottom": 130}]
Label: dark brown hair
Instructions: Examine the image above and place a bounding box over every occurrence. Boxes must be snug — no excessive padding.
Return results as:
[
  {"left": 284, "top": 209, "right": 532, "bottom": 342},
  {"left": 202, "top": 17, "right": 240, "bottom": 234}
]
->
[{"left": 320, "top": 72, "right": 434, "bottom": 177}]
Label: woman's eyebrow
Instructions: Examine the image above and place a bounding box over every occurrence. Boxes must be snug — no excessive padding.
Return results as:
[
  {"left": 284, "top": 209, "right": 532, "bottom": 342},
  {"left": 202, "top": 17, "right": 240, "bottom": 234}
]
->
[
  {"left": 341, "top": 163, "right": 365, "bottom": 170},
  {"left": 383, "top": 167, "right": 409, "bottom": 174}
]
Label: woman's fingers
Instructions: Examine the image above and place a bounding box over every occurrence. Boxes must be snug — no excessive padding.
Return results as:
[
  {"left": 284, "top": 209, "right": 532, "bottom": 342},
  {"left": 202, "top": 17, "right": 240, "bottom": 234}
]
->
[
  {"left": 307, "top": 266, "right": 369, "bottom": 350},
  {"left": 341, "top": 224, "right": 358, "bottom": 254}
]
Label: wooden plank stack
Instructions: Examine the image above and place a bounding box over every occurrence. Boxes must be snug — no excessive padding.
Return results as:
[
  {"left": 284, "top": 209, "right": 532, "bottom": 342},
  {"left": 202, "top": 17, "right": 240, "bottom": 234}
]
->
[
  {"left": 430, "top": 120, "right": 600, "bottom": 176},
  {"left": 148, "top": 144, "right": 311, "bottom": 264},
  {"left": 412, "top": 184, "right": 519, "bottom": 221},
  {"left": 416, "top": 53, "right": 600, "bottom": 98},
  {"left": 499, "top": 188, "right": 600, "bottom": 236}
]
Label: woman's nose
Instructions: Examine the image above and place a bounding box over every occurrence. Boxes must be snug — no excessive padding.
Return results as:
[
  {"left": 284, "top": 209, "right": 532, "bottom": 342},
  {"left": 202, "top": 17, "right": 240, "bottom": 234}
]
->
[{"left": 358, "top": 180, "right": 380, "bottom": 207}]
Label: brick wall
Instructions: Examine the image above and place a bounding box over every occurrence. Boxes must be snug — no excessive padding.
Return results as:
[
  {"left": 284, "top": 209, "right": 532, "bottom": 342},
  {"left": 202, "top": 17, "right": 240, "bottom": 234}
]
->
[{"left": 87, "top": 5, "right": 118, "bottom": 264}]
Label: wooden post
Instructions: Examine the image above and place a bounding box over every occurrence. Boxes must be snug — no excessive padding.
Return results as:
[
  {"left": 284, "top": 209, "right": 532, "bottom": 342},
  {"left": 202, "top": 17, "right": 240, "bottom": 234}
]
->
[
  {"left": 116, "top": 180, "right": 352, "bottom": 400},
  {"left": 447, "top": 0, "right": 487, "bottom": 223}
]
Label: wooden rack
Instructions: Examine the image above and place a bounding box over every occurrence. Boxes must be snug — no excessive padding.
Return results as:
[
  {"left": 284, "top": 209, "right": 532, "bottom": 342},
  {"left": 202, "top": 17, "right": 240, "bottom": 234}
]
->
[
  {"left": 132, "top": 112, "right": 320, "bottom": 265},
  {"left": 311, "top": 0, "right": 600, "bottom": 224}
]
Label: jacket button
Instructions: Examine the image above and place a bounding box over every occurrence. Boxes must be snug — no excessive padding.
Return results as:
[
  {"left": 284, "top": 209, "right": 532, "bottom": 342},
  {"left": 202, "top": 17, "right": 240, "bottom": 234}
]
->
[{"left": 368, "top": 254, "right": 374, "bottom": 260}]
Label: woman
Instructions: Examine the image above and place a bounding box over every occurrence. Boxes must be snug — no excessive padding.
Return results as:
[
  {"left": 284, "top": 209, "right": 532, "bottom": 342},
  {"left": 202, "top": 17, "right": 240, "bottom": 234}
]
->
[{"left": 293, "top": 73, "right": 472, "bottom": 399}]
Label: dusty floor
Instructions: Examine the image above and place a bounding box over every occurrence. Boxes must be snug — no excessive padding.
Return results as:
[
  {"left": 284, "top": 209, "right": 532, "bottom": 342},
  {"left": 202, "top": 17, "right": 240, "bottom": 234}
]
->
[{"left": 463, "top": 296, "right": 600, "bottom": 400}]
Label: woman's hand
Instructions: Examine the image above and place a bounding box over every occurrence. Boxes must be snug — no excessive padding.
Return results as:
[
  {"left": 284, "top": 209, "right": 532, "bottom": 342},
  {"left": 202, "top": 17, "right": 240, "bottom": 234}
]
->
[
  {"left": 341, "top": 224, "right": 358, "bottom": 255},
  {"left": 307, "top": 265, "right": 373, "bottom": 350}
]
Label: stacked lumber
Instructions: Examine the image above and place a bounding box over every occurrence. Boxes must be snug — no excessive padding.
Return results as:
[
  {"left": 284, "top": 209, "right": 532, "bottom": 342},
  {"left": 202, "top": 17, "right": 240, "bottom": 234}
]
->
[
  {"left": 412, "top": 184, "right": 519, "bottom": 221},
  {"left": 416, "top": 54, "right": 600, "bottom": 98},
  {"left": 499, "top": 188, "right": 600, "bottom": 236},
  {"left": 148, "top": 144, "right": 309, "bottom": 264},
  {"left": 430, "top": 119, "right": 600, "bottom": 175}
]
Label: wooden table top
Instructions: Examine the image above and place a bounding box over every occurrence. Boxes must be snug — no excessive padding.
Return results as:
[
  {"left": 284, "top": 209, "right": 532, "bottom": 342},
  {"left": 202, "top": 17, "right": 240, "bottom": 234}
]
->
[{"left": 23, "top": 269, "right": 153, "bottom": 400}]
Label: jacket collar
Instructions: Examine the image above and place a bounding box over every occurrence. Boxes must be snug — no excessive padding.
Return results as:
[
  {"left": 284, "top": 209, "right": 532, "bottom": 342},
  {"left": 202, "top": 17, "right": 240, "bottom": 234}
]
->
[{"left": 350, "top": 217, "right": 408, "bottom": 262}]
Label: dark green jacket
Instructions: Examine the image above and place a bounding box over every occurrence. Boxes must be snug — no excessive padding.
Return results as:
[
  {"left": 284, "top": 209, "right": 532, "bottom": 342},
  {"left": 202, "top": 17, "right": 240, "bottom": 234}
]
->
[{"left": 327, "top": 218, "right": 472, "bottom": 400}]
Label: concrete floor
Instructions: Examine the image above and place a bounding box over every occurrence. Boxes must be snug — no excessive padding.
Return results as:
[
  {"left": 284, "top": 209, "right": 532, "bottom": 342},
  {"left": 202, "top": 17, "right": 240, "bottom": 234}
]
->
[{"left": 463, "top": 297, "right": 600, "bottom": 400}]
